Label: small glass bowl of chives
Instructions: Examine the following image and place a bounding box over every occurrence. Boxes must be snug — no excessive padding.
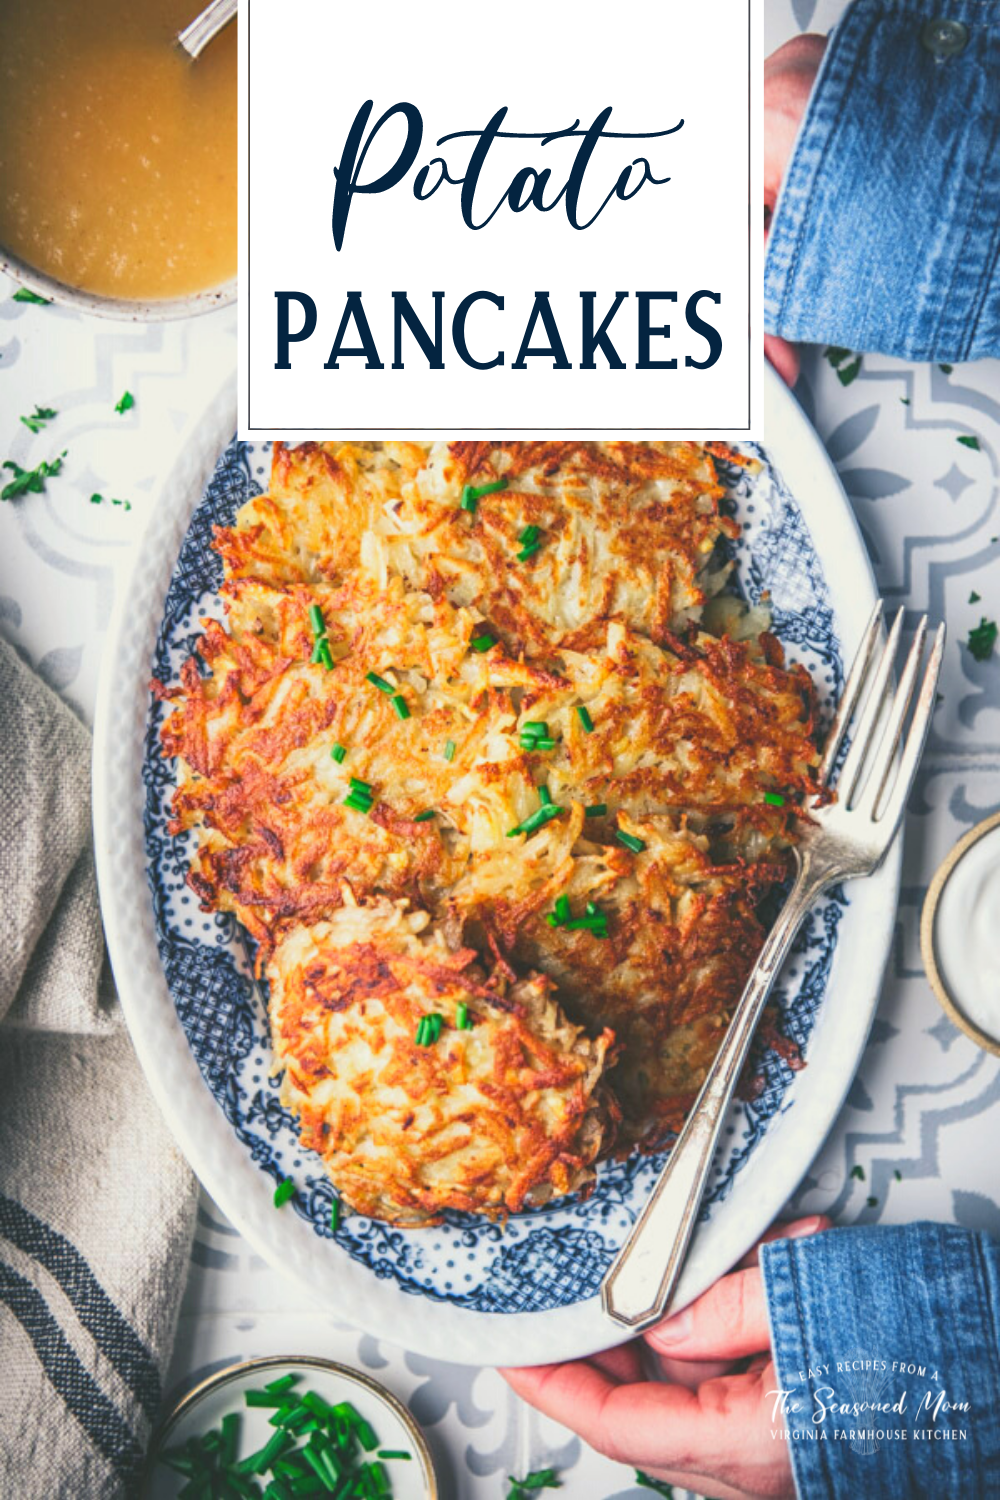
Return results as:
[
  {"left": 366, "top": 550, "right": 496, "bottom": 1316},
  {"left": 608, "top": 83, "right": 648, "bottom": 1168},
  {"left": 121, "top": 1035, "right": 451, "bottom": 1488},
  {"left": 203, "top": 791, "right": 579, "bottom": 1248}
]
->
[{"left": 143, "top": 1355, "right": 439, "bottom": 1500}]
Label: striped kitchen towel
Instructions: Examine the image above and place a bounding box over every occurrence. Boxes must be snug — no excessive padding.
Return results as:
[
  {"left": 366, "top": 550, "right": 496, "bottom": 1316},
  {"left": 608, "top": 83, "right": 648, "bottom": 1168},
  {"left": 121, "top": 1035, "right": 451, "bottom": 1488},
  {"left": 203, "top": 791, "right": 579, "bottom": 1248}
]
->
[{"left": 0, "top": 638, "right": 198, "bottom": 1498}]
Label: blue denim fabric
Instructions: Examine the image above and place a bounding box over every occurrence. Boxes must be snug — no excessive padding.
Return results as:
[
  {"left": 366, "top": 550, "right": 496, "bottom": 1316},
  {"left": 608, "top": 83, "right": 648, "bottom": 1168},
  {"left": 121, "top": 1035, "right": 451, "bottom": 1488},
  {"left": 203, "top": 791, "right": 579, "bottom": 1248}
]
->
[
  {"left": 764, "top": 0, "right": 1000, "bottom": 362},
  {"left": 760, "top": 1222, "right": 1000, "bottom": 1497}
]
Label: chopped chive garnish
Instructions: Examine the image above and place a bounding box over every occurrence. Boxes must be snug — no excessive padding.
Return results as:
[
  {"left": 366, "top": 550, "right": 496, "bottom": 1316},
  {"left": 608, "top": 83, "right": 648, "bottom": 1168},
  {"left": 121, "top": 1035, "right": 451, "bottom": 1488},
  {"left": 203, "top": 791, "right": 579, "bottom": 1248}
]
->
[
  {"left": 444, "top": 739, "right": 456, "bottom": 761},
  {"left": 415, "top": 1018, "right": 428, "bottom": 1046},
  {"left": 556, "top": 894, "right": 570, "bottom": 922},
  {"left": 220, "top": 1412, "right": 241, "bottom": 1467},
  {"left": 331, "top": 744, "right": 347, "bottom": 763},
  {"left": 13, "top": 287, "right": 51, "bottom": 304},
  {"left": 366, "top": 671, "right": 394, "bottom": 693},
  {"left": 508, "top": 803, "right": 564, "bottom": 838},
  {"left": 273, "top": 1178, "right": 296, "bottom": 1207},
  {"left": 311, "top": 639, "right": 334, "bottom": 669},
  {"left": 349, "top": 777, "right": 372, "bottom": 793},
  {"left": 265, "top": 1375, "right": 300, "bottom": 1395},
  {"left": 616, "top": 830, "right": 647, "bottom": 854},
  {"left": 416, "top": 1014, "right": 443, "bottom": 1045},
  {"left": 470, "top": 633, "right": 496, "bottom": 653},
  {"left": 344, "top": 791, "right": 373, "bottom": 813},
  {"left": 460, "top": 477, "right": 509, "bottom": 512},
  {"left": 764, "top": 791, "right": 786, "bottom": 807},
  {"left": 538, "top": 785, "right": 552, "bottom": 806},
  {"left": 522, "top": 735, "right": 557, "bottom": 751},
  {"left": 330, "top": 1198, "right": 340, "bottom": 1233},
  {"left": 391, "top": 693, "right": 410, "bottom": 720},
  {"left": 585, "top": 803, "right": 607, "bottom": 818},
  {"left": 308, "top": 604, "right": 325, "bottom": 636},
  {"left": 456, "top": 1002, "right": 471, "bottom": 1030},
  {"left": 159, "top": 1362, "right": 412, "bottom": 1493},
  {"left": 354, "top": 1419, "right": 378, "bottom": 1453},
  {"left": 114, "top": 390, "right": 135, "bottom": 415},
  {"left": 413, "top": 809, "right": 436, "bottom": 822},
  {"left": 519, "top": 524, "right": 541, "bottom": 546},
  {"left": 564, "top": 914, "right": 608, "bottom": 937},
  {"left": 522, "top": 721, "right": 548, "bottom": 736},
  {"left": 576, "top": 705, "right": 595, "bottom": 733},
  {"left": 518, "top": 542, "right": 543, "bottom": 562}
]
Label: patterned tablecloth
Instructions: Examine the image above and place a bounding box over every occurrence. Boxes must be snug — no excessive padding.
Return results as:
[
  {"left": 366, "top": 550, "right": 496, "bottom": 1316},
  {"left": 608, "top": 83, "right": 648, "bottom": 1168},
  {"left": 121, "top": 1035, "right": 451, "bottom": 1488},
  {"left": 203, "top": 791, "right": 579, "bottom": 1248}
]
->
[{"left": 2, "top": 4, "right": 999, "bottom": 1493}]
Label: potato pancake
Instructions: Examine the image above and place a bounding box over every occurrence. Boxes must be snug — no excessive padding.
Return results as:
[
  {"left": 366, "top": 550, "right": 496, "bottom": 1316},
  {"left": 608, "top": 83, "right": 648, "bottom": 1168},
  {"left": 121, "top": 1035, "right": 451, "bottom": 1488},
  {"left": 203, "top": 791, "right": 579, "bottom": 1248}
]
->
[
  {"left": 267, "top": 901, "right": 616, "bottom": 1225},
  {"left": 157, "top": 440, "right": 822, "bottom": 1216},
  {"left": 214, "top": 440, "right": 740, "bottom": 655}
]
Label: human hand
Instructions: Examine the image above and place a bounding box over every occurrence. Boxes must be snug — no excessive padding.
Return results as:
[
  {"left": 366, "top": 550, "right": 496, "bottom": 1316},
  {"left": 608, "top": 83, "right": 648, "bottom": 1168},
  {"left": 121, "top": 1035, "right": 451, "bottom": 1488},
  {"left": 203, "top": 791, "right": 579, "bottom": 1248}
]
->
[
  {"left": 501, "top": 1215, "right": 832, "bottom": 1500},
  {"left": 764, "top": 34, "right": 828, "bottom": 387}
]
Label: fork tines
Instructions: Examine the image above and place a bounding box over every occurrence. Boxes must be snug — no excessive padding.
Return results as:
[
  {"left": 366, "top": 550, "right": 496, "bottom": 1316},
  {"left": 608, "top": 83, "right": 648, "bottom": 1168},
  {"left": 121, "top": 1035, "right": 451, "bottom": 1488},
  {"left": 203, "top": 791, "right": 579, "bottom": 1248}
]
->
[{"left": 818, "top": 601, "right": 945, "bottom": 832}]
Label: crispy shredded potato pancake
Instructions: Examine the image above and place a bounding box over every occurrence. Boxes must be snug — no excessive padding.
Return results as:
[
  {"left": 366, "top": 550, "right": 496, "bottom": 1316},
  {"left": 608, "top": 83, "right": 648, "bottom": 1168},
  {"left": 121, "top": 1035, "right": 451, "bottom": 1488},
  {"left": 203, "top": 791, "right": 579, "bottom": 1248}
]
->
[
  {"left": 157, "top": 441, "right": 822, "bottom": 1219},
  {"left": 268, "top": 901, "right": 616, "bottom": 1225}
]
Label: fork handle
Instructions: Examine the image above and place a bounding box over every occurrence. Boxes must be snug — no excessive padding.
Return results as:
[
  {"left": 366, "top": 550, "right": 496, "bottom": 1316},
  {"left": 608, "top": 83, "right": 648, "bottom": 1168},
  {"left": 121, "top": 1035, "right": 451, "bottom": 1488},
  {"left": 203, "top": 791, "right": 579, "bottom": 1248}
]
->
[{"left": 601, "top": 862, "right": 826, "bottom": 1330}]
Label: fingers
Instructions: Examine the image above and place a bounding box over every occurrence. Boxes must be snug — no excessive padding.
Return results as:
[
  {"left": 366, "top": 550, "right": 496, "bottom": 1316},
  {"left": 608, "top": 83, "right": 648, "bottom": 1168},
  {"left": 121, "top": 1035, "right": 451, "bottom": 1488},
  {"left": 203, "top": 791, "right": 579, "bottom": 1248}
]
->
[
  {"left": 764, "top": 34, "right": 828, "bottom": 205},
  {"left": 764, "top": 334, "right": 800, "bottom": 388},
  {"left": 588, "top": 1341, "right": 645, "bottom": 1384},
  {"left": 653, "top": 1352, "right": 738, "bottom": 1389},
  {"left": 644, "top": 1265, "right": 770, "bottom": 1361},
  {"left": 500, "top": 1361, "right": 716, "bottom": 1472},
  {"left": 500, "top": 1361, "right": 794, "bottom": 1500},
  {"left": 737, "top": 1214, "right": 832, "bottom": 1269},
  {"left": 646, "top": 1216, "right": 830, "bottom": 1361}
]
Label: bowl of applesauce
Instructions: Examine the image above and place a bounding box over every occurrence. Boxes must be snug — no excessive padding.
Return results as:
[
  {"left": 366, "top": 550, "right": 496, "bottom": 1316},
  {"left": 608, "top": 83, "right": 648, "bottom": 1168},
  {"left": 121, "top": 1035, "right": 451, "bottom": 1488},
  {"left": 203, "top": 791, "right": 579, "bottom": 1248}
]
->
[{"left": 0, "top": 0, "right": 236, "bottom": 320}]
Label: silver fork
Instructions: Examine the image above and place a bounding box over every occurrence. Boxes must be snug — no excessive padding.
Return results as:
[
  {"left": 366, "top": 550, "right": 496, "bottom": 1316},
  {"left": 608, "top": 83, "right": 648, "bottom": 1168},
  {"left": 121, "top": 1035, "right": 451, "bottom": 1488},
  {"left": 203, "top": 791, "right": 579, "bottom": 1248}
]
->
[{"left": 601, "top": 601, "right": 945, "bottom": 1331}]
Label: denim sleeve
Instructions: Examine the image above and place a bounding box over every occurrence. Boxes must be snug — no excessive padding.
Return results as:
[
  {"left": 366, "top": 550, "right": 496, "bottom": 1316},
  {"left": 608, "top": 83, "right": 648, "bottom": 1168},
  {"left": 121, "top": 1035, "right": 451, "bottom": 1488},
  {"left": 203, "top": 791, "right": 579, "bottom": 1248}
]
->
[
  {"left": 759, "top": 1222, "right": 1000, "bottom": 1498},
  {"left": 764, "top": 0, "right": 1000, "bottom": 362}
]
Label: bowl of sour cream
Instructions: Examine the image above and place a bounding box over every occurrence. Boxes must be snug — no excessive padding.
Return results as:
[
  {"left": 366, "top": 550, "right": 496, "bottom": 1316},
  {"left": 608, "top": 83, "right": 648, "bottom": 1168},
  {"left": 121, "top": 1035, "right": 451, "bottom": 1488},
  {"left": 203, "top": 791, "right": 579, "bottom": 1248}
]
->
[{"left": 921, "top": 812, "right": 1000, "bottom": 1056}]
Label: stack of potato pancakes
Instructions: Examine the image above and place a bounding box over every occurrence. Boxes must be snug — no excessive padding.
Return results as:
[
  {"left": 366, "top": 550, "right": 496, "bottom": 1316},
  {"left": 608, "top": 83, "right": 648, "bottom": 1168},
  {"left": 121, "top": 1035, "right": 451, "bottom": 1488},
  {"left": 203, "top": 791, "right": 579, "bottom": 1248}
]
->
[{"left": 157, "top": 442, "right": 820, "bottom": 1226}]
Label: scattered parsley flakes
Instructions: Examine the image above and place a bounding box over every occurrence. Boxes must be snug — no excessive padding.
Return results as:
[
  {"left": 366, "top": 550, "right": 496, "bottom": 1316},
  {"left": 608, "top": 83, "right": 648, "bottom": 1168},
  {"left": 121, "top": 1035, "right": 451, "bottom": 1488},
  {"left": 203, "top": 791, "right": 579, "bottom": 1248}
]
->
[
  {"left": 967, "top": 617, "right": 998, "bottom": 662},
  {"left": 970, "top": 591, "right": 981, "bottom": 603},
  {"left": 939, "top": 363, "right": 954, "bottom": 374},
  {"left": 508, "top": 1469, "right": 561, "bottom": 1499},
  {"left": 957, "top": 434, "right": 981, "bottom": 450},
  {"left": 114, "top": 390, "right": 135, "bottom": 415},
  {"left": 635, "top": 1476, "right": 675, "bottom": 1497},
  {"left": 20, "top": 404, "right": 57, "bottom": 434},
  {"left": 12, "top": 287, "right": 50, "bottom": 305},
  {"left": 824, "top": 346, "right": 862, "bottom": 386},
  {"left": 1, "top": 451, "right": 65, "bottom": 501},
  {"left": 867, "top": 1195, "right": 879, "bottom": 1208},
  {"left": 900, "top": 396, "right": 910, "bottom": 405},
  {"left": 90, "top": 492, "right": 132, "bottom": 512},
  {"left": 894, "top": 1169, "right": 902, "bottom": 1182},
  {"left": 850, "top": 1164, "right": 865, "bottom": 1181}
]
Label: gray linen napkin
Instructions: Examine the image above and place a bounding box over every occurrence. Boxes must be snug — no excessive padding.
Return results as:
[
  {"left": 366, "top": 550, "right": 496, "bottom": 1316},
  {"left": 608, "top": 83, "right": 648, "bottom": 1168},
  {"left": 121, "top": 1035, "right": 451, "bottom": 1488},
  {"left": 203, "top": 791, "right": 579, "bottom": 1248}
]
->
[{"left": 0, "top": 638, "right": 198, "bottom": 1499}]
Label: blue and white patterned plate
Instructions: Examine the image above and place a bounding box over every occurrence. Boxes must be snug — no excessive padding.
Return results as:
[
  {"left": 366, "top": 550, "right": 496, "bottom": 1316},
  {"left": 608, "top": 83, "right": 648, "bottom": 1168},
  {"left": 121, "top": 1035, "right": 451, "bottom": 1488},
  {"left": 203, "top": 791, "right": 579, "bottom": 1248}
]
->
[{"left": 93, "top": 367, "right": 902, "bottom": 1366}]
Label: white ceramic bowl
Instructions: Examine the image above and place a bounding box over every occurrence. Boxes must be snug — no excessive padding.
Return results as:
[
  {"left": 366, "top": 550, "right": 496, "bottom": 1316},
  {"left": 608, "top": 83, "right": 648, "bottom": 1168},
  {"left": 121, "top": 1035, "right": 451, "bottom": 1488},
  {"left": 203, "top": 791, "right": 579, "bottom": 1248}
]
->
[
  {"left": 142, "top": 1355, "right": 437, "bottom": 1499},
  {"left": 0, "top": 244, "right": 235, "bottom": 322}
]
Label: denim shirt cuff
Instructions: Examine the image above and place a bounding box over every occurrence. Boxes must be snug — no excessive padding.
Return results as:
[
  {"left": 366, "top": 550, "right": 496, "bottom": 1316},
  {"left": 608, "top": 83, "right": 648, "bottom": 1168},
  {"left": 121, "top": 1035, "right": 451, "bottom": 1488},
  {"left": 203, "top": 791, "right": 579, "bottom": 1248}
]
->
[
  {"left": 760, "top": 1222, "right": 1000, "bottom": 1498},
  {"left": 764, "top": 0, "right": 1000, "bottom": 363}
]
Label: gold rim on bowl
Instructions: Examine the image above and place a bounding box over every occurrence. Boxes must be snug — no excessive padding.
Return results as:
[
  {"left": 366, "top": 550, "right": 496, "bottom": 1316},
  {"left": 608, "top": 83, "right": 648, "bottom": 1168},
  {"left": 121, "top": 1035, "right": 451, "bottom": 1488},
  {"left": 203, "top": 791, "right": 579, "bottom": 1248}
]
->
[
  {"left": 141, "top": 1353, "right": 439, "bottom": 1497},
  {"left": 920, "top": 810, "right": 1000, "bottom": 1058},
  {"left": 1, "top": 245, "right": 235, "bottom": 323}
]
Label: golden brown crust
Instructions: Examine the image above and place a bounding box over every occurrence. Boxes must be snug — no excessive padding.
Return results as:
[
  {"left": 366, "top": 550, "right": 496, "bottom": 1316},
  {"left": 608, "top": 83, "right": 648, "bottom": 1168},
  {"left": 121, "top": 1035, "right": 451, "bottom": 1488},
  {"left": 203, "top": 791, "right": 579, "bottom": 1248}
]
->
[
  {"left": 157, "top": 440, "right": 821, "bottom": 1210},
  {"left": 267, "top": 904, "right": 616, "bottom": 1225}
]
